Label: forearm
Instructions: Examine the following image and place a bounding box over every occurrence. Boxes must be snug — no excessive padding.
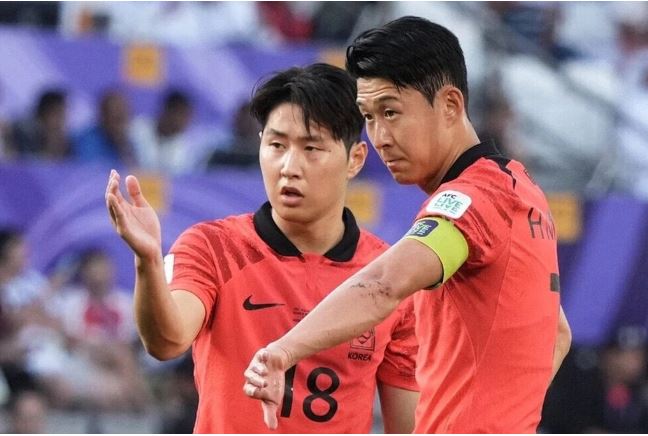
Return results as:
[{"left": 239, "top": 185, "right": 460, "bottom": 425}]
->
[
  {"left": 273, "top": 269, "right": 402, "bottom": 367},
  {"left": 550, "top": 306, "right": 572, "bottom": 382},
  {"left": 134, "top": 254, "right": 189, "bottom": 359},
  {"left": 378, "top": 383, "right": 419, "bottom": 433}
]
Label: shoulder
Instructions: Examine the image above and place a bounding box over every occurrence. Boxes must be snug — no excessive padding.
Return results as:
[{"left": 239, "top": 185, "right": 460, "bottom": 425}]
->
[
  {"left": 422, "top": 158, "right": 519, "bottom": 220},
  {"left": 174, "top": 213, "right": 256, "bottom": 252},
  {"left": 355, "top": 229, "right": 389, "bottom": 259}
]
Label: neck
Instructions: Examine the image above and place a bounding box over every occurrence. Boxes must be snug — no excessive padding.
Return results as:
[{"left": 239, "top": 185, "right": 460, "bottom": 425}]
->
[
  {"left": 271, "top": 205, "right": 346, "bottom": 255},
  {"left": 419, "top": 123, "right": 480, "bottom": 195}
]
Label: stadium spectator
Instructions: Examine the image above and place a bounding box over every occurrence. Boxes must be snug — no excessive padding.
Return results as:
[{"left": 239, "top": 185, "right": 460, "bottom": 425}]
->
[
  {"left": 488, "top": 2, "right": 581, "bottom": 62},
  {"left": 206, "top": 101, "right": 260, "bottom": 169},
  {"left": 612, "top": 4, "right": 648, "bottom": 199},
  {"left": 7, "top": 89, "right": 71, "bottom": 160},
  {"left": 106, "top": 63, "right": 419, "bottom": 433},
  {"left": 543, "top": 327, "right": 648, "bottom": 433},
  {"left": 244, "top": 16, "right": 571, "bottom": 433},
  {"left": 6, "top": 389, "right": 49, "bottom": 434},
  {"left": 73, "top": 90, "right": 137, "bottom": 168},
  {"left": 131, "top": 89, "right": 195, "bottom": 175}
]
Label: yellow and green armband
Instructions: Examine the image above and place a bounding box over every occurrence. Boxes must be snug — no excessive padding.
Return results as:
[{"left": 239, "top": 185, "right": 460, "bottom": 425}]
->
[{"left": 404, "top": 217, "right": 469, "bottom": 285}]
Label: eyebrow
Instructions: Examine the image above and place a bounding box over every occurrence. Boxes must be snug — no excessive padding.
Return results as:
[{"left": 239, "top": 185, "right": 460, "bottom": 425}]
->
[
  {"left": 265, "top": 127, "right": 322, "bottom": 142},
  {"left": 356, "top": 95, "right": 400, "bottom": 107}
]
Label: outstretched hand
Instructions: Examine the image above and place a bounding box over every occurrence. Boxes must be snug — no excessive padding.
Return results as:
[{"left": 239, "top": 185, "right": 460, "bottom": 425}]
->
[
  {"left": 105, "top": 170, "right": 162, "bottom": 260},
  {"left": 243, "top": 346, "right": 291, "bottom": 430}
]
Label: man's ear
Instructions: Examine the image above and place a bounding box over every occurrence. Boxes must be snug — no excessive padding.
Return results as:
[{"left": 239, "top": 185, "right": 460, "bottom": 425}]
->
[
  {"left": 347, "top": 141, "right": 368, "bottom": 180},
  {"left": 438, "top": 85, "right": 465, "bottom": 125}
]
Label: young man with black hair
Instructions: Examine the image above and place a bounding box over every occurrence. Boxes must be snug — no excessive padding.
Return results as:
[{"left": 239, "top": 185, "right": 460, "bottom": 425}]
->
[
  {"left": 106, "top": 63, "right": 418, "bottom": 433},
  {"left": 244, "top": 16, "right": 572, "bottom": 433}
]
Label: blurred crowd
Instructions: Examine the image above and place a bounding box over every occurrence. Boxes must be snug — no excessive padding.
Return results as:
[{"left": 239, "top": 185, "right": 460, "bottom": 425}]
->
[
  {"left": 0, "top": 2, "right": 646, "bottom": 194},
  {"left": 1, "top": 1, "right": 648, "bottom": 433},
  {"left": 0, "top": 229, "right": 197, "bottom": 432}
]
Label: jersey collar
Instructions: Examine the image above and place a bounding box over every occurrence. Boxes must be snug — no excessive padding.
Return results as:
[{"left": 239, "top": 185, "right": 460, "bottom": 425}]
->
[
  {"left": 253, "top": 201, "right": 361, "bottom": 262},
  {"left": 440, "top": 139, "right": 503, "bottom": 184}
]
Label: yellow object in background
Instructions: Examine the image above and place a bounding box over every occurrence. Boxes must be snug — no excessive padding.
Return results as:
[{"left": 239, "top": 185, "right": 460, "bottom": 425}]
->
[
  {"left": 345, "top": 181, "right": 381, "bottom": 228},
  {"left": 136, "top": 172, "right": 168, "bottom": 214},
  {"left": 319, "top": 48, "right": 346, "bottom": 69},
  {"left": 123, "top": 44, "right": 164, "bottom": 87},
  {"left": 547, "top": 193, "right": 582, "bottom": 243}
]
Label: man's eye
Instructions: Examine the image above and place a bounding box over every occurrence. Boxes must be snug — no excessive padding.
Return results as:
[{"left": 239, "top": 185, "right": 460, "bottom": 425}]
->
[
  {"left": 384, "top": 110, "right": 396, "bottom": 118},
  {"left": 363, "top": 113, "right": 374, "bottom": 121}
]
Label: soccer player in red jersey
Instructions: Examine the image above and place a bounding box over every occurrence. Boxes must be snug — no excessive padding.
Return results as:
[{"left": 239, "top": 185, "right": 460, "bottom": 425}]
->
[
  {"left": 105, "top": 63, "right": 419, "bottom": 433},
  {"left": 244, "top": 16, "right": 573, "bottom": 433}
]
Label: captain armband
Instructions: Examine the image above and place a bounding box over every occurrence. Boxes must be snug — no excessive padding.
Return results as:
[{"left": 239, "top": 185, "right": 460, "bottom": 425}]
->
[{"left": 404, "top": 217, "right": 469, "bottom": 285}]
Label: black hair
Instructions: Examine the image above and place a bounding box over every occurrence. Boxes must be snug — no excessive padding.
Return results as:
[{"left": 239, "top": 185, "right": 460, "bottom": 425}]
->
[
  {"left": 249, "top": 63, "right": 363, "bottom": 152},
  {"left": 35, "top": 89, "right": 66, "bottom": 118},
  {"left": 0, "top": 228, "right": 22, "bottom": 263},
  {"left": 346, "top": 16, "right": 469, "bottom": 108},
  {"left": 163, "top": 89, "right": 192, "bottom": 111}
]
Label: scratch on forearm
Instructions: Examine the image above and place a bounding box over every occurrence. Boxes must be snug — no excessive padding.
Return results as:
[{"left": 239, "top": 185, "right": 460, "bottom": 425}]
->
[{"left": 350, "top": 280, "right": 393, "bottom": 306}]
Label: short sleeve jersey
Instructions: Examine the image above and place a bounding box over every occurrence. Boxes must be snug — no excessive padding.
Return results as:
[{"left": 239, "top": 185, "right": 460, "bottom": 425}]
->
[
  {"left": 411, "top": 141, "right": 560, "bottom": 433},
  {"left": 166, "top": 202, "right": 418, "bottom": 433}
]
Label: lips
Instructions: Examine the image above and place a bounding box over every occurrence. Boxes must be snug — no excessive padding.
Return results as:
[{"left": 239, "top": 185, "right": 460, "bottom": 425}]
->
[{"left": 280, "top": 186, "right": 303, "bottom": 197}]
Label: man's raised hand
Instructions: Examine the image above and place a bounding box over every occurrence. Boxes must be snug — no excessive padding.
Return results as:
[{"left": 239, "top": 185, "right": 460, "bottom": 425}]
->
[{"left": 105, "top": 170, "right": 162, "bottom": 260}]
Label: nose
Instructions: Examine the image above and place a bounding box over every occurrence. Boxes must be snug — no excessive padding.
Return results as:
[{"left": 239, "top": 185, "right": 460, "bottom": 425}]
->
[
  {"left": 368, "top": 120, "right": 392, "bottom": 151},
  {"left": 280, "top": 148, "right": 303, "bottom": 179}
]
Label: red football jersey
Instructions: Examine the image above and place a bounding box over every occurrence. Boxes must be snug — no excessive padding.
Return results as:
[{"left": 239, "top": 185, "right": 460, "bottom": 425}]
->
[
  {"left": 412, "top": 141, "right": 560, "bottom": 433},
  {"left": 166, "top": 203, "right": 418, "bottom": 433}
]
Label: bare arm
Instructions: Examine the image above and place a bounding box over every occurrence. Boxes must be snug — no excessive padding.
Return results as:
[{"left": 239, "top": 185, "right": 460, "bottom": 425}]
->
[
  {"left": 243, "top": 238, "right": 442, "bottom": 428},
  {"left": 378, "top": 383, "right": 419, "bottom": 434},
  {"left": 550, "top": 305, "right": 571, "bottom": 383},
  {"left": 106, "top": 170, "right": 204, "bottom": 360},
  {"left": 276, "top": 238, "right": 440, "bottom": 365}
]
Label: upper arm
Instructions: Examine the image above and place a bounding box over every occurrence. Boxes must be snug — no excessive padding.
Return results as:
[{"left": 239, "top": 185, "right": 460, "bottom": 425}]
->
[
  {"left": 171, "top": 289, "right": 207, "bottom": 345},
  {"left": 378, "top": 382, "right": 419, "bottom": 434},
  {"left": 557, "top": 305, "right": 571, "bottom": 347},
  {"left": 369, "top": 237, "right": 445, "bottom": 301}
]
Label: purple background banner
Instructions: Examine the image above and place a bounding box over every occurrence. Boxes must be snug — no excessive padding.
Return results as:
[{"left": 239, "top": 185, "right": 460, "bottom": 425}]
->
[{"left": 2, "top": 162, "right": 648, "bottom": 346}]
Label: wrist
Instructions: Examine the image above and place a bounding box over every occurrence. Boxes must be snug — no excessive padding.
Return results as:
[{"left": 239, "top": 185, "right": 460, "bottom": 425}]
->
[
  {"left": 266, "top": 341, "right": 295, "bottom": 370},
  {"left": 134, "top": 251, "right": 163, "bottom": 270}
]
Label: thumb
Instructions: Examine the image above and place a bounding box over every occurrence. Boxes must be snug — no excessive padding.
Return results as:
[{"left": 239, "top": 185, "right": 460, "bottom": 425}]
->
[
  {"left": 262, "top": 401, "right": 279, "bottom": 430},
  {"left": 125, "top": 175, "right": 150, "bottom": 208}
]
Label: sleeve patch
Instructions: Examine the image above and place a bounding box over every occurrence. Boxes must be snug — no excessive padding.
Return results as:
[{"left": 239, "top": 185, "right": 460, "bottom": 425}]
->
[
  {"left": 163, "top": 254, "right": 175, "bottom": 284},
  {"left": 425, "top": 190, "right": 472, "bottom": 219},
  {"left": 404, "top": 217, "right": 469, "bottom": 284},
  {"left": 406, "top": 219, "right": 439, "bottom": 237}
]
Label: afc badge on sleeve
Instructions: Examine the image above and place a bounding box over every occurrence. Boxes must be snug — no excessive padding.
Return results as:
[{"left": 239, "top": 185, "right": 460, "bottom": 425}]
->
[{"left": 426, "top": 190, "right": 472, "bottom": 219}]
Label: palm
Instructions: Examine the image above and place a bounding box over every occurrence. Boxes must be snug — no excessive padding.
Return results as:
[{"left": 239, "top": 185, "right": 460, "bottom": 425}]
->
[
  {"left": 119, "top": 200, "right": 161, "bottom": 256},
  {"left": 105, "top": 171, "right": 162, "bottom": 259}
]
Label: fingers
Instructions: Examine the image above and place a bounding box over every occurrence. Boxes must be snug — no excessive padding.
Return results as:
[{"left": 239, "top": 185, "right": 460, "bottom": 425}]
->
[
  {"left": 125, "top": 175, "right": 150, "bottom": 208},
  {"left": 106, "top": 170, "right": 126, "bottom": 203},
  {"left": 244, "top": 367, "right": 267, "bottom": 389},
  {"left": 262, "top": 401, "right": 279, "bottom": 430}
]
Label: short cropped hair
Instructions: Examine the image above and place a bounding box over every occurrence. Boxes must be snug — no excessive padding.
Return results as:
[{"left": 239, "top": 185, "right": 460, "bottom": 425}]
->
[
  {"left": 250, "top": 63, "right": 363, "bottom": 152},
  {"left": 346, "top": 16, "right": 469, "bottom": 108}
]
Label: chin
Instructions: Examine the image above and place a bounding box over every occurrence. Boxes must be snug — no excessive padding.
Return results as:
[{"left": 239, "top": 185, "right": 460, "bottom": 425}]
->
[{"left": 390, "top": 171, "right": 417, "bottom": 186}]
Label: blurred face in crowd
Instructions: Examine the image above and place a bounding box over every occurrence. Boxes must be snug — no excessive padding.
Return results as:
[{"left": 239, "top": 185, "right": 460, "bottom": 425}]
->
[
  {"left": 259, "top": 102, "right": 366, "bottom": 225},
  {"left": 11, "top": 392, "right": 47, "bottom": 434},
  {"left": 163, "top": 104, "right": 193, "bottom": 137},
  {"left": 602, "top": 347, "right": 647, "bottom": 385},
  {"left": 0, "top": 236, "right": 28, "bottom": 280},
  {"left": 100, "top": 93, "right": 130, "bottom": 139},
  {"left": 41, "top": 102, "right": 66, "bottom": 134},
  {"left": 357, "top": 77, "right": 462, "bottom": 193},
  {"left": 80, "top": 253, "right": 114, "bottom": 297}
]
